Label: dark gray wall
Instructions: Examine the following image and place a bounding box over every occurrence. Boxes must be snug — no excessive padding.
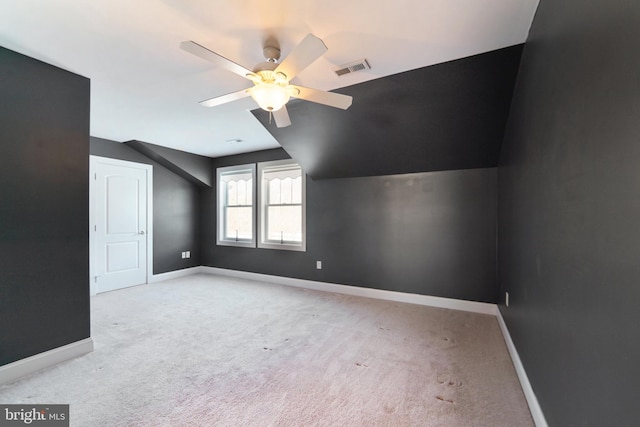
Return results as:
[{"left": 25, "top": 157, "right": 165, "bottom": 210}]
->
[
  {"left": 498, "top": 0, "right": 640, "bottom": 425},
  {"left": 125, "top": 140, "right": 213, "bottom": 187},
  {"left": 204, "top": 149, "right": 498, "bottom": 303},
  {"left": 0, "top": 46, "right": 90, "bottom": 365},
  {"left": 90, "top": 137, "right": 202, "bottom": 274},
  {"left": 255, "top": 45, "right": 523, "bottom": 179}
]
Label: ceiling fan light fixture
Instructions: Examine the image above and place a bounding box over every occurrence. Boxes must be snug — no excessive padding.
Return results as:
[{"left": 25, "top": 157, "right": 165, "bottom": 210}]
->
[
  {"left": 249, "top": 83, "right": 291, "bottom": 111},
  {"left": 181, "top": 33, "right": 352, "bottom": 126}
]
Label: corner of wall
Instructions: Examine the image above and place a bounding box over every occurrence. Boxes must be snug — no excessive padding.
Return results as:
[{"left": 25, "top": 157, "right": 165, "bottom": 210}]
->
[{"left": 496, "top": 308, "right": 548, "bottom": 427}]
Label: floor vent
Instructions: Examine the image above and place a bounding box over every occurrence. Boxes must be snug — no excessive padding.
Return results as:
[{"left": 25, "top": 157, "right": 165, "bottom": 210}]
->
[{"left": 333, "top": 59, "right": 371, "bottom": 77}]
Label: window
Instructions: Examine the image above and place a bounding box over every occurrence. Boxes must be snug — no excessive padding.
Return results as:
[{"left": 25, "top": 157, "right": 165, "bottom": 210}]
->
[
  {"left": 258, "top": 160, "right": 306, "bottom": 251},
  {"left": 217, "top": 164, "right": 255, "bottom": 247},
  {"left": 216, "top": 160, "right": 305, "bottom": 251}
]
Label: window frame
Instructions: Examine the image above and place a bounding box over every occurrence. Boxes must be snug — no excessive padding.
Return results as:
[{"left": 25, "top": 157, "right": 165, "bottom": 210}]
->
[
  {"left": 216, "top": 163, "right": 256, "bottom": 248},
  {"left": 257, "top": 159, "right": 306, "bottom": 252}
]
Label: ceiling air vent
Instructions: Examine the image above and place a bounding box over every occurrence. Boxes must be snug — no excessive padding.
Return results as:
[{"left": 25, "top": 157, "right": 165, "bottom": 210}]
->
[{"left": 333, "top": 59, "right": 371, "bottom": 77}]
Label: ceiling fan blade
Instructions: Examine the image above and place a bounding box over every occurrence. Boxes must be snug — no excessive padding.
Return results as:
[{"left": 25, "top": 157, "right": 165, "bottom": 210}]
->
[
  {"left": 272, "top": 105, "right": 292, "bottom": 128},
  {"left": 199, "top": 89, "right": 251, "bottom": 108},
  {"left": 275, "top": 34, "right": 327, "bottom": 81},
  {"left": 291, "top": 85, "right": 353, "bottom": 110},
  {"left": 180, "top": 41, "right": 254, "bottom": 80}
]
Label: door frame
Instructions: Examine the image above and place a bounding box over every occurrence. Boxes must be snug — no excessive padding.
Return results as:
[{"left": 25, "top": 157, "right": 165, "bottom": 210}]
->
[{"left": 89, "top": 155, "right": 154, "bottom": 295}]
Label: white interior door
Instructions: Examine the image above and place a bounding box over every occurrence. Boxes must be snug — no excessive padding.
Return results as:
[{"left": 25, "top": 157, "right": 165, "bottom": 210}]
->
[{"left": 90, "top": 156, "right": 152, "bottom": 294}]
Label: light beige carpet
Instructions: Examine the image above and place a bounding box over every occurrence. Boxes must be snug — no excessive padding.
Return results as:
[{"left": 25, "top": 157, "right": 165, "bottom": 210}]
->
[{"left": 0, "top": 274, "right": 533, "bottom": 426}]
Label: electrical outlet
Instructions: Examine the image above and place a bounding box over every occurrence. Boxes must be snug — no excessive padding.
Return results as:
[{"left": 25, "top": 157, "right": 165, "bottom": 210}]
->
[
  {"left": 505, "top": 292, "right": 510, "bottom": 307},
  {"left": 181, "top": 251, "right": 186, "bottom": 259},
  {"left": 186, "top": 251, "right": 190, "bottom": 258},
  {"left": 316, "top": 261, "right": 322, "bottom": 270}
]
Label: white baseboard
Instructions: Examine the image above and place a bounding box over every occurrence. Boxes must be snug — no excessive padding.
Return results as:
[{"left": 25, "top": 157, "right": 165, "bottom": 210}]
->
[
  {"left": 150, "top": 266, "right": 203, "bottom": 283},
  {"left": 199, "top": 267, "right": 498, "bottom": 315},
  {"left": 0, "top": 338, "right": 94, "bottom": 386},
  {"left": 496, "top": 309, "right": 548, "bottom": 427}
]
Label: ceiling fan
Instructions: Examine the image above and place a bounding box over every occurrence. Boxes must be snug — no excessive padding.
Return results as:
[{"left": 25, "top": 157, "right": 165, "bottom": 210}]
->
[{"left": 180, "top": 34, "right": 353, "bottom": 128}]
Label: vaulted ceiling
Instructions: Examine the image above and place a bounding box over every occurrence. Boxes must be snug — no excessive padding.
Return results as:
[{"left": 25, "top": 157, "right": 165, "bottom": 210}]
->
[{"left": 0, "top": 0, "right": 539, "bottom": 175}]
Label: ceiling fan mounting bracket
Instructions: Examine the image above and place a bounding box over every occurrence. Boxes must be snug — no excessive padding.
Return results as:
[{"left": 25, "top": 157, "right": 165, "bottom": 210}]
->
[{"left": 263, "top": 45, "right": 281, "bottom": 63}]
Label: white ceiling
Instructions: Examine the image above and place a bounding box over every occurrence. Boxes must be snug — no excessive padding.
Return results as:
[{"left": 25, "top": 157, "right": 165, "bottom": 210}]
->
[{"left": 0, "top": 0, "right": 539, "bottom": 158}]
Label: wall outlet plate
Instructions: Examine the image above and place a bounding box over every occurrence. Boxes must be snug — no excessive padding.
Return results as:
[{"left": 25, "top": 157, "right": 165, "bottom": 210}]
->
[{"left": 316, "top": 261, "right": 322, "bottom": 269}]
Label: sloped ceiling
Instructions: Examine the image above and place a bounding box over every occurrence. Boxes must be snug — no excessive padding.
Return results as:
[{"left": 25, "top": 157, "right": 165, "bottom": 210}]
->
[
  {"left": 125, "top": 140, "right": 213, "bottom": 187},
  {"left": 253, "top": 45, "right": 524, "bottom": 179},
  {"left": 0, "top": 0, "right": 539, "bottom": 160}
]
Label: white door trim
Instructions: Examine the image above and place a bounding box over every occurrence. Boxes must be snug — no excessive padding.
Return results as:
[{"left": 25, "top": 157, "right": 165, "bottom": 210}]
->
[{"left": 89, "top": 155, "right": 153, "bottom": 296}]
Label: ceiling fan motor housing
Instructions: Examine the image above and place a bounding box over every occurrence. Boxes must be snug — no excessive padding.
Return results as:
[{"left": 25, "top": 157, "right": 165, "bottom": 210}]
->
[{"left": 252, "top": 63, "right": 288, "bottom": 84}]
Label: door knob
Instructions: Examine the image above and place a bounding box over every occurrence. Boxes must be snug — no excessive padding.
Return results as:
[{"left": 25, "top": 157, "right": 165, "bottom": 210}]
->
[{"left": 139, "top": 231, "right": 145, "bottom": 235}]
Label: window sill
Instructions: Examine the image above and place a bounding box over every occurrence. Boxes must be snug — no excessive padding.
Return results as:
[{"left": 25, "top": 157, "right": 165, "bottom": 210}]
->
[
  {"left": 217, "top": 240, "right": 256, "bottom": 248},
  {"left": 258, "top": 242, "right": 306, "bottom": 252}
]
